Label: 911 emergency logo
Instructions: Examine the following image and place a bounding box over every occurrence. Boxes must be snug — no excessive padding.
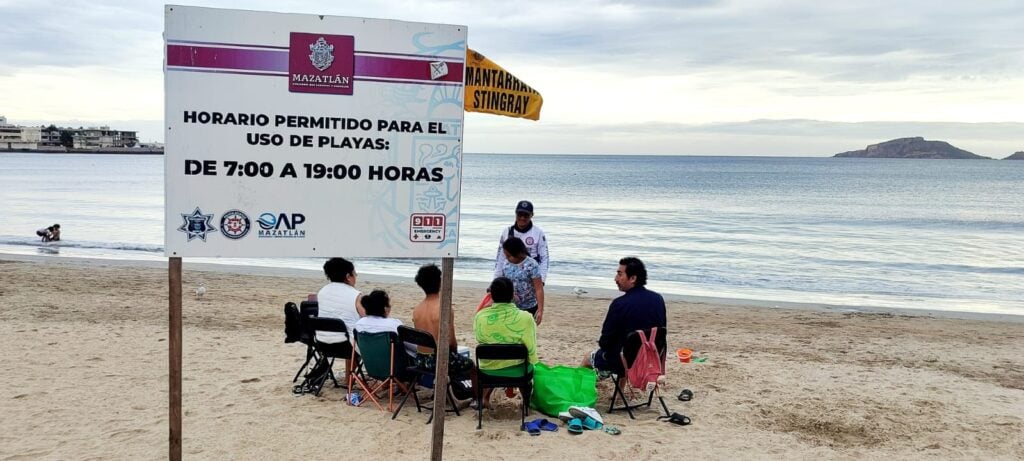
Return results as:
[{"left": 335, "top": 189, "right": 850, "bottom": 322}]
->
[{"left": 219, "top": 210, "right": 251, "bottom": 240}]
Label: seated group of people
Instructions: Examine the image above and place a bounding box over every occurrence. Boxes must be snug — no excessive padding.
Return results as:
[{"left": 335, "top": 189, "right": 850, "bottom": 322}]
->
[{"left": 311, "top": 255, "right": 666, "bottom": 408}]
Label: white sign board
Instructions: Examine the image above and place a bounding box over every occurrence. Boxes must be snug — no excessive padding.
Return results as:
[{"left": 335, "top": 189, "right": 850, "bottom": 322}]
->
[{"left": 164, "top": 6, "right": 466, "bottom": 257}]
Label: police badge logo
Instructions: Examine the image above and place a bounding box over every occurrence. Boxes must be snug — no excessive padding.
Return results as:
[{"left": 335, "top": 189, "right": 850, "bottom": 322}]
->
[
  {"left": 177, "top": 207, "right": 216, "bottom": 242},
  {"left": 308, "top": 37, "right": 334, "bottom": 71},
  {"left": 219, "top": 209, "right": 251, "bottom": 240}
]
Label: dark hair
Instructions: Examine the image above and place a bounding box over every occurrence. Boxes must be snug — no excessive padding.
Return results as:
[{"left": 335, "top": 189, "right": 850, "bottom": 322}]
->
[
  {"left": 415, "top": 264, "right": 442, "bottom": 295},
  {"left": 52, "top": 224, "right": 60, "bottom": 229},
  {"left": 361, "top": 289, "right": 390, "bottom": 317},
  {"left": 489, "top": 277, "right": 514, "bottom": 303},
  {"left": 502, "top": 236, "right": 528, "bottom": 258},
  {"left": 619, "top": 257, "right": 647, "bottom": 287},
  {"left": 323, "top": 257, "right": 355, "bottom": 283}
]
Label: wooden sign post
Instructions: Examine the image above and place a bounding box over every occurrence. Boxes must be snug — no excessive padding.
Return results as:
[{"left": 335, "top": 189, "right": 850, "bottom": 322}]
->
[{"left": 430, "top": 257, "right": 455, "bottom": 460}]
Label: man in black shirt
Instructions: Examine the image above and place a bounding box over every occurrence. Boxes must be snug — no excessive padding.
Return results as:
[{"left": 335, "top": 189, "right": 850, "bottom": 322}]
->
[{"left": 582, "top": 257, "right": 667, "bottom": 374}]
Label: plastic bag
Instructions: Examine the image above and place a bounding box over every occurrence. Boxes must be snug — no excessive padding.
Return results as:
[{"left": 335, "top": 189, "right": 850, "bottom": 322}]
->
[{"left": 529, "top": 362, "right": 598, "bottom": 417}]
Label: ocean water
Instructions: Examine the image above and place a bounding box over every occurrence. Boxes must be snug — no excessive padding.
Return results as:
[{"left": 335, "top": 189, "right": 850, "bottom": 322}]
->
[{"left": 1, "top": 152, "right": 1022, "bottom": 316}]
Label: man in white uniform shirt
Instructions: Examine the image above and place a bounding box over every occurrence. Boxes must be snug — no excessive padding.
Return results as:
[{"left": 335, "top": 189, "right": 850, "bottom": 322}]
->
[{"left": 494, "top": 200, "right": 550, "bottom": 283}]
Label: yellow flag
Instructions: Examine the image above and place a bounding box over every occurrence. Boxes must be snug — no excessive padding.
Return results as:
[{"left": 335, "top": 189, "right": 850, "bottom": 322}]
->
[{"left": 464, "top": 49, "right": 543, "bottom": 121}]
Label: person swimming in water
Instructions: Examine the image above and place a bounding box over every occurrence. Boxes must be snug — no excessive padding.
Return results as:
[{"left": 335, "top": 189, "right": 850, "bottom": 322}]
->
[{"left": 36, "top": 224, "right": 61, "bottom": 242}]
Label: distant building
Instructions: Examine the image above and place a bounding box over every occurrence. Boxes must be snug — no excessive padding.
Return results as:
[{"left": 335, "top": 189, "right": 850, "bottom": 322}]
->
[
  {"left": 2, "top": 116, "right": 139, "bottom": 149},
  {"left": 0, "top": 116, "right": 42, "bottom": 150}
]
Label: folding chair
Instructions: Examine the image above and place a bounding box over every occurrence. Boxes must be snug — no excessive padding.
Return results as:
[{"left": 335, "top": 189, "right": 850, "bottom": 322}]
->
[
  {"left": 475, "top": 344, "right": 533, "bottom": 430},
  {"left": 291, "top": 301, "right": 318, "bottom": 383},
  {"left": 297, "top": 317, "right": 361, "bottom": 396},
  {"left": 349, "top": 330, "right": 411, "bottom": 412},
  {"left": 392, "top": 325, "right": 461, "bottom": 423},
  {"left": 608, "top": 326, "right": 671, "bottom": 419}
]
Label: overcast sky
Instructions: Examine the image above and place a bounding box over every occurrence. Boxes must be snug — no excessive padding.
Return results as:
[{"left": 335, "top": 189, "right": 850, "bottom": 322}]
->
[{"left": 2, "top": 0, "right": 1022, "bottom": 156}]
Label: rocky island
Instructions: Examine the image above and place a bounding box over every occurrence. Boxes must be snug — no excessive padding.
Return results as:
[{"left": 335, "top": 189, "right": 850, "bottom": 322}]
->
[
  {"left": 1005, "top": 151, "right": 1024, "bottom": 160},
  {"left": 834, "top": 137, "right": 990, "bottom": 159}
]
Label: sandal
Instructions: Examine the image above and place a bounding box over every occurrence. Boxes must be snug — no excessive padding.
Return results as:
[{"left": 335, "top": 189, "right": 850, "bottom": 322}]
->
[
  {"left": 678, "top": 389, "right": 693, "bottom": 402},
  {"left": 603, "top": 425, "right": 621, "bottom": 435},
  {"left": 658, "top": 412, "right": 692, "bottom": 426},
  {"left": 567, "top": 418, "right": 584, "bottom": 434},
  {"left": 581, "top": 416, "right": 603, "bottom": 431},
  {"left": 522, "top": 419, "right": 541, "bottom": 436}
]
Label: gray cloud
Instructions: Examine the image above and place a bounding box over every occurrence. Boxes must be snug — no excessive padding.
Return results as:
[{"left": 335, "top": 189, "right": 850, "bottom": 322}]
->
[
  {"left": 2, "top": 0, "right": 1020, "bottom": 84},
  {"left": 463, "top": 117, "right": 1024, "bottom": 157}
]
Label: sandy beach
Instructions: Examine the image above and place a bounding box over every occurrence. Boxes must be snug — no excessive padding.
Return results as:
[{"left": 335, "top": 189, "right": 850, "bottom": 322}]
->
[{"left": 1, "top": 256, "right": 1022, "bottom": 460}]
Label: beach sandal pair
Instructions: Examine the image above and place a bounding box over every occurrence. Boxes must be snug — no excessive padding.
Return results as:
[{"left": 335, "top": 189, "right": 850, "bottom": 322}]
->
[
  {"left": 658, "top": 412, "right": 692, "bottom": 426},
  {"left": 565, "top": 417, "right": 600, "bottom": 433},
  {"left": 522, "top": 418, "right": 559, "bottom": 436},
  {"left": 559, "top": 413, "right": 618, "bottom": 435}
]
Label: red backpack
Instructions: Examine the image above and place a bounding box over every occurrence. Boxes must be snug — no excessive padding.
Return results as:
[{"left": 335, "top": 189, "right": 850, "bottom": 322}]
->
[{"left": 623, "top": 328, "right": 664, "bottom": 390}]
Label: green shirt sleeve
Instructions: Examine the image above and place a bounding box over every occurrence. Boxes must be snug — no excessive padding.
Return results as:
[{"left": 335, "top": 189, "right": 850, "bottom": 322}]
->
[{"left": 523, "top": 317, "right": 538, "bottom": 365}]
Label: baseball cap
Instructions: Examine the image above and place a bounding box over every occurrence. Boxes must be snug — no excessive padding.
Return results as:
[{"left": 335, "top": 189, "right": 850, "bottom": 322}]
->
[{"left": 515, "top": 200, "right": 534, "bottom": 214}]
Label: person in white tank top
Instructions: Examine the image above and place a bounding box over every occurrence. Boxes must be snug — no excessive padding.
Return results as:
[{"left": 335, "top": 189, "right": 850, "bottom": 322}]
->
[{"left": 314, "top": 257, "right": 365, "bottom": 380}]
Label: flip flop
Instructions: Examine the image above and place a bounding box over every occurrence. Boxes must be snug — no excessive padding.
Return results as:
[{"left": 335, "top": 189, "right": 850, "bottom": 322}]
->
[
  {"left": 537, "top": 419, "right": 558, "bottom": 432},
  {"left": 603, "top": 425, "right": 621, "bottom": 435},
  {"left": 693, "top": 357, "right": 708, "bottom": 363},
  {"left": 568, "top": 406, "right": 604, "bottom": 425},
  {"left": 581, "top": 416, "right": 603, "bottom": 431},
  {"left": 678, "top": 389, "right": 693, "bottom": 401},
  {"left": 522, "top": 419, "right": 541, "bottom": 436},
  {"left": 657, "top": 412, "right": 692, "bottom": 426},
  {"left": 567, "top": 418, "right": 584, "bottom": 434}
]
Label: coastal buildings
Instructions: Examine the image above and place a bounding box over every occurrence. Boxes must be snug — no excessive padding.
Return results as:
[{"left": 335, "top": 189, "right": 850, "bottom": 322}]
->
[
  {"left": 1, "top": 115, "right": 140, "bottom": 150},
  {"left": 0, "top": 116, "right": 42, "bottom": 150}
]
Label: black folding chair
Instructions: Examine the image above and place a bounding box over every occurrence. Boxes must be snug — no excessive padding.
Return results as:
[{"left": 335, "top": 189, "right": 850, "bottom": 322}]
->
[
  {"left": 608, "top": 326, "right": 671, "bottom": 419},
  {"left": 475, "top": 344, "right": 533, "bottom": 430},
  {"left": 291, "top": 301, "right": 319, "bottom": 383},
  {"left": 295, "top": 316, "right": 361, "bottom": 396},
  {"left": 392, "top": 325, "right": 462, "bottom": 423}
]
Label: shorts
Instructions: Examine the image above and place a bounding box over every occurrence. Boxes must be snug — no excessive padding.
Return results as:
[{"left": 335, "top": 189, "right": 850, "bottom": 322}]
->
[
  {"left": 522, "top": 305, "right": 538, "bottom": 318},
  {"left": 316, "top": 340, "right": 354, "bottom": 359},
  {"left": 415, "top": 351, "right": 474, "bottom": 374},
  {"left": 589, "top": 348, "right": 619, "bottom": 378}
]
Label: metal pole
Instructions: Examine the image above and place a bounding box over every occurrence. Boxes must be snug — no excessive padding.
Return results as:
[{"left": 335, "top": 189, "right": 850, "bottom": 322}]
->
[
  {"left": 429, "top": 257, "right": 455, "bottom": 460},
  {"left": 169, "top": 257, "right": 182, "bottom": 461}
]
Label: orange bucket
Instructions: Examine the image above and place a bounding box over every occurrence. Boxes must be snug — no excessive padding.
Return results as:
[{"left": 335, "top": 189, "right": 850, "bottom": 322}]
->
[{"left": 676, "top": 348, "right": 692, "bottom": 363}]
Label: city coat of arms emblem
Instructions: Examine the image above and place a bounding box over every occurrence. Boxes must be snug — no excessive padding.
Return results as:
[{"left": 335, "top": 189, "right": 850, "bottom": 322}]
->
[{"left": 308, "top": 37, "right": 335, "bottom": 71}]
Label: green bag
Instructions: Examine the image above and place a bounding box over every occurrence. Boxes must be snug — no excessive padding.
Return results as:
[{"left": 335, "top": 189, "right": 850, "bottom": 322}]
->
[{"left": 529, "top": 362, "right": 598, "bottom": 417}]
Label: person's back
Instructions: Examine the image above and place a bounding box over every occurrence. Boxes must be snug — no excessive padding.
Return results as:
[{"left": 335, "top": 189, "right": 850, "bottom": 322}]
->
[
  {"left": 599, "top": 286, "right": 666, "bottom": 359},
  {"left": 315, "top": 257, "right": 363, "bottom": 344},
  {"left": 411, "top": 264, "right": 457, "bottom": 351},
  {"left": 474, "top": 277, "right": 538, "bottom": 373},
  {"left": 354, "top": 289, "right": 415, "bottom": 359},
  {"left": 353, "top": 290, "right": 403, "bottom": 335}
]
